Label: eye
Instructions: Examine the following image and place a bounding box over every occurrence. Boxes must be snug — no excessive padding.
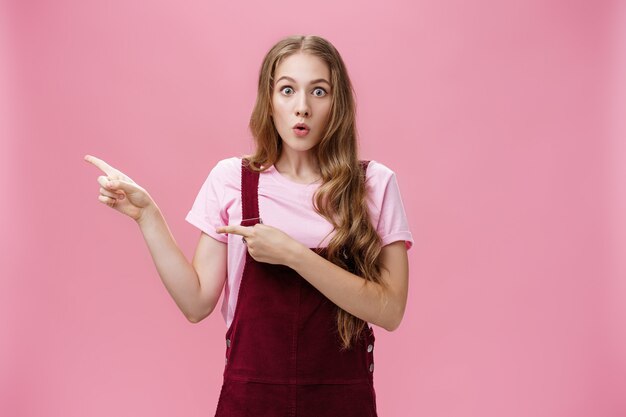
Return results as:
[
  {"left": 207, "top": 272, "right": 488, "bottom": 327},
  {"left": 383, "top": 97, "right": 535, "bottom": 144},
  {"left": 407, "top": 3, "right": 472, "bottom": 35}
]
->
[
  {"left": 280, "top": 86, "right": 294, "bottom": 95},
  {"left": 313, "top": 87, "right": 327, "bottom": 97}
]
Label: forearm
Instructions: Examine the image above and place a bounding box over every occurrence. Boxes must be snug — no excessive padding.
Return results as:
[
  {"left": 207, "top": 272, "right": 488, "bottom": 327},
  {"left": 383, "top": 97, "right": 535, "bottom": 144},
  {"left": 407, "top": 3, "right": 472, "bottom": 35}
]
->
[
  {"left": 288, "top": 245, "right": 401, "bottom": 331},
  {"left": 137, "top": 204, "right": 202, "bottom": 322}
]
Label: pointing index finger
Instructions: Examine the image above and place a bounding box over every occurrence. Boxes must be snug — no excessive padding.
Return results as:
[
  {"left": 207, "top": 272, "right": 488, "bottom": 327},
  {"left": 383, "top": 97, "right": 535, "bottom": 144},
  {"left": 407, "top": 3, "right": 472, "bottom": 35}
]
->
[
  {"left": 84, "top": 154, "right": 115, "bottom": 176},
  {"left": 215, "top": 225, "right": 252, "bottom": 237}
]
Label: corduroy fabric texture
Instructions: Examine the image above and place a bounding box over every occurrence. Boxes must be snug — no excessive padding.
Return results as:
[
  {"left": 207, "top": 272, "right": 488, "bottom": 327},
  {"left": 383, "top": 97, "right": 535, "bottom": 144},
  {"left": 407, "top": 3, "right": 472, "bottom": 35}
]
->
[{"left": 214, "top": 159, "right": 377, "bottom": 417}]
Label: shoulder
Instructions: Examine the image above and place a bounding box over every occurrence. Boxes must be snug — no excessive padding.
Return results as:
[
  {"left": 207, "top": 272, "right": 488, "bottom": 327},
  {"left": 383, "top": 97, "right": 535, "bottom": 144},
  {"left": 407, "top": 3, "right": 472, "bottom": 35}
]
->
[
  {"left": 206, "top": 156, "right": 242, "bottom": 181},
  {"left": 213, "top": 156, "right": 242, "bottom": 173},
  {"left": 361, "top": 160, "right": 407, "bottom": 213},
  {"left": 363, "top": 159, "right": 397, "bottom": 187},
  {"left": 196, "top": 157, "right": 243, "bottom": 198}
]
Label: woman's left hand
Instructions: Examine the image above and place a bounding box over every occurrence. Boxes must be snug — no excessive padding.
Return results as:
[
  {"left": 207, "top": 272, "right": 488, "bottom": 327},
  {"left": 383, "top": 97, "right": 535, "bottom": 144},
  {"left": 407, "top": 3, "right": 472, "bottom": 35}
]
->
[{"left": 215, "top": 223, "right": 305, "bottom": 267}]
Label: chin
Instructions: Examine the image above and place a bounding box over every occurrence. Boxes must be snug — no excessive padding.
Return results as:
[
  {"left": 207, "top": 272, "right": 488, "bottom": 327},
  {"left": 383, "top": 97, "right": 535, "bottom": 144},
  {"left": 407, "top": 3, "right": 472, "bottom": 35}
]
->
[{"left": 280, "top": 137, "right": 321, "bottom": 152}]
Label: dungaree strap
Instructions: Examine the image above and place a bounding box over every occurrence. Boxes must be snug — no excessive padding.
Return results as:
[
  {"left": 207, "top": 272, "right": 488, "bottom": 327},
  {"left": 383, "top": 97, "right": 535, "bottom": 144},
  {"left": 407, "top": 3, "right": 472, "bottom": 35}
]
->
[
  {"left": 240, "top": 158, "right": 260, "bottom": 227},
  {"left": 217, "top": 158, "right": 379, "bottom": 416},
  {"left": 239, "top": 158, "right": 371, "bottom": 226},
  {"left": 360, "top": 160, "right": 371, "bottom": 175}
]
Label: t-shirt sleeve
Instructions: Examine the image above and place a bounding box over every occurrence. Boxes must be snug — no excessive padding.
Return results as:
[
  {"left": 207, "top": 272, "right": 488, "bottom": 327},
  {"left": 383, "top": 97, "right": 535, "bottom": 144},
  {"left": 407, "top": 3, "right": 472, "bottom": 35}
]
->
[
  {"left": 185, "top": 160, "right": 230, "bottom": 243},
  {"left": 367, "top": 161, "right": 414, "bottom": 250}
]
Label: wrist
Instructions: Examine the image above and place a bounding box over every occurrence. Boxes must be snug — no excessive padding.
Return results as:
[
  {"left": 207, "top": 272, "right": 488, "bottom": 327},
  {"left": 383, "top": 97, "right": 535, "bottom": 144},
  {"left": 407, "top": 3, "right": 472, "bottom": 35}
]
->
[
  {"left": 286, "top": 241, "right": 308, "bottom": 270},
  {"left": 136, "top": 202, "right": 162, "bottom": 228}
]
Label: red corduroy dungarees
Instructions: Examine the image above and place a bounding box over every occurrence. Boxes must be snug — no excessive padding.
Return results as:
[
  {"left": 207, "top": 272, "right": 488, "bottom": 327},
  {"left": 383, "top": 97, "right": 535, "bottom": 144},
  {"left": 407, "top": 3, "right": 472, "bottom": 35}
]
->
[{"left": 214, "top": 159, "right": 377, "bottom": 417}]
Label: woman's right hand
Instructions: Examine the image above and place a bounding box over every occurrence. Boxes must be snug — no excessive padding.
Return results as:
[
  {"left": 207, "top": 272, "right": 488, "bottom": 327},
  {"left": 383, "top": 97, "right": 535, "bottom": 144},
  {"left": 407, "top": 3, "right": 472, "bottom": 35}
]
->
[{"left": 84, "top": 154, "right": 156, "bottom": 223}]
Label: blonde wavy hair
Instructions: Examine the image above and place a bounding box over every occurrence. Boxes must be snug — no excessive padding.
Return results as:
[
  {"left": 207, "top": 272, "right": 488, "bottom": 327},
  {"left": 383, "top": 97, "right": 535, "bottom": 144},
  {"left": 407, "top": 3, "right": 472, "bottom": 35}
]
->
[{"left": 243, "top": 35, "right": 387, "bottom": 350}]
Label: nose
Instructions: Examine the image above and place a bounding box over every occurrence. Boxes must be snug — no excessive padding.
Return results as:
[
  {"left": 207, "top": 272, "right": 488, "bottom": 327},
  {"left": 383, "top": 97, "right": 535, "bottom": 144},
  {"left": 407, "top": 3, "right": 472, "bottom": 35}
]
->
[{"left": 295, "top": 94, "right": 310, "bottom": 118}]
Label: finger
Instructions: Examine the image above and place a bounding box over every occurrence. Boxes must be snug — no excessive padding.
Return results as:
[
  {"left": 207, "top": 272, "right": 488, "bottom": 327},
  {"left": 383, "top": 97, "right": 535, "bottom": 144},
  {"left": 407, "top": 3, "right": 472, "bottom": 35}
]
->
[
  {"left": 98, "top": 194, "right": 118, "bottom": 207},
  {"left": 99, "top": 187, "right": 125, "bottom": 200},
  {"left": 98, "top": 176, "right": 123, "bottom": 195},
  {"left": 215, "top": 225, "right": 252, "bottom": 236},
  {"left": 97, "top": 175, "right": 113, "bottom": 187},
  {"left": 100, "top": 178, "right": 138, "bottom": 194},
  {"left": 84, "top": 154, "right": 117, "bottom": 176}
]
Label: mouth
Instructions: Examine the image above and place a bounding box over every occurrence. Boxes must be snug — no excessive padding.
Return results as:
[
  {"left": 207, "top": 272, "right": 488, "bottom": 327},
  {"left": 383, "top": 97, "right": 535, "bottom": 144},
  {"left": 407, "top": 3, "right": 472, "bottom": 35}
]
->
[{"left": 292, "top": 123, "right": 310, "bottom": 137}]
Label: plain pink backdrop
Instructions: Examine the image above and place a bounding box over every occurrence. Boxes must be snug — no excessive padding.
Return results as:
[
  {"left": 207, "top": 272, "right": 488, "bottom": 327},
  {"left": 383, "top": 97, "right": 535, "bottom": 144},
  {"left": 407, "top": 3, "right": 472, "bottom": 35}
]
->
[{"left": 2, "top": 0, "right": 625, "bottom": 416}]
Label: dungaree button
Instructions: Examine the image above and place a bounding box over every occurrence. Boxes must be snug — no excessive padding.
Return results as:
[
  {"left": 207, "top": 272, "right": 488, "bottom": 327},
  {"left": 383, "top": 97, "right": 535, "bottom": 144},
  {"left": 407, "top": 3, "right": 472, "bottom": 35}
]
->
[
  {"left": 369, "top": 363, "right": 374, "bottom": 372},
  {"left": 367, "top": 344, "right": 373, "bottom": 353},
  {"left": 226, "top": 338, "right": 231, "bottom": 347}
]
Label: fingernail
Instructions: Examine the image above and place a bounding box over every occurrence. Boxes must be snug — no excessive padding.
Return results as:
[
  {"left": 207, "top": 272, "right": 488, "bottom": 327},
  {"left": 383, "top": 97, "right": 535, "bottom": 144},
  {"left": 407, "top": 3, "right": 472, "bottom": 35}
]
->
[{"left": 118, "top": 194, "right": 124, "bottom": 200}]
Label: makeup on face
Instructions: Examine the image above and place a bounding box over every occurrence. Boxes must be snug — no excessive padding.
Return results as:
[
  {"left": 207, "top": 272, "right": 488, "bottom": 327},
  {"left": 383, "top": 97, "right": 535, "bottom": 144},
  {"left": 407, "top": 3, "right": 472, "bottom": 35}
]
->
[{"left": 271, "top": 53, "right": 332, "bottom": 152}]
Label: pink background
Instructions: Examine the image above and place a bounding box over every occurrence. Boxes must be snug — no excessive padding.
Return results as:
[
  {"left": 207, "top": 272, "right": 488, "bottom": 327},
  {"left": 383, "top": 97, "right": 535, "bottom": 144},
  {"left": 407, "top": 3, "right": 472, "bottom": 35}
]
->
[{"left": 2, "top": 0, "right": 625, "bottom": 416}]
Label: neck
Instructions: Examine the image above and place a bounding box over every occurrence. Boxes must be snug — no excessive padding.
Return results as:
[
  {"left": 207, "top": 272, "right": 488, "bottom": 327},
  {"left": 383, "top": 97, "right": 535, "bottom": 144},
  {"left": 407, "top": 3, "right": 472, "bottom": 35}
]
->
[{"left": 274, "top": 148, "right": 320, "bottom": 183}]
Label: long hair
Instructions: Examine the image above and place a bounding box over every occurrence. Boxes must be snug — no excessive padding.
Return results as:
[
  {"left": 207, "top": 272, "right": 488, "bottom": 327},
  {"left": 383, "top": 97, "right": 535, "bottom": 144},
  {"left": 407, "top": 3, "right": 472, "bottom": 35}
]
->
[{"left": 244, "top": 35, "right": 387, "bottom": 350}]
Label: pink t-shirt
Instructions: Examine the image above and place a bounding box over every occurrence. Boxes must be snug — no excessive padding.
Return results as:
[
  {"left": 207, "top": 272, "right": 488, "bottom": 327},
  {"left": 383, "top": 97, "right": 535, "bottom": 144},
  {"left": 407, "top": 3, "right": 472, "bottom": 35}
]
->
[{"left": 185, "top": 156, "right": 414, "bottom": 329}]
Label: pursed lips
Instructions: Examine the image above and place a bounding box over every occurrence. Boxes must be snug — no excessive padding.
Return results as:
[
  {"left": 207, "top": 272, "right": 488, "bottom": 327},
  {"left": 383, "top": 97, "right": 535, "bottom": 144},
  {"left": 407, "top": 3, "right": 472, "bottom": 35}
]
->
[
  {"left": 293, "top": 123, "right": 311, "bottom": 137},
  {"left": 293, "top": 122, "right": 311, "bottom": 136},
  {"left": 293, "top": 122, "right": 310, "bottom": 131}
]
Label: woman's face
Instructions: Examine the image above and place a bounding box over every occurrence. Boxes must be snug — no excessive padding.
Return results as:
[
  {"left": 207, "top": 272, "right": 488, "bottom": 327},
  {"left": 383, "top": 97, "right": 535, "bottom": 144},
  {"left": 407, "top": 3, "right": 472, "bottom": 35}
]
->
[{"left": 271, "top": 53, "right": 332, "bottom": 154}]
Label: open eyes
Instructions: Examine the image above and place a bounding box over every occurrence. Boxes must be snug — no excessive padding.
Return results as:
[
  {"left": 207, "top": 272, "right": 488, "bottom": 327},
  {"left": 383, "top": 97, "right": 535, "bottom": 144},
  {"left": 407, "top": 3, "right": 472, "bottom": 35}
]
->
[
  {"left": 279, "top": 86, "right": 328, "bottom": 97},
  {"left": 312, "top": 88, "right": 327, "bottom": 97}
]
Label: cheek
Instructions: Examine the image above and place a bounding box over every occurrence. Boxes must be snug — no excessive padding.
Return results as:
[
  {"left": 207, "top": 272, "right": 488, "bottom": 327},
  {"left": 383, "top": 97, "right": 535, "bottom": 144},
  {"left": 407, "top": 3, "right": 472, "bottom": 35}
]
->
[
  {"left": 319, "top": 101, "right": 332, "bottom": 119},
  {"left": 271, "top": 96, "right": 286, "bottom": 117}
]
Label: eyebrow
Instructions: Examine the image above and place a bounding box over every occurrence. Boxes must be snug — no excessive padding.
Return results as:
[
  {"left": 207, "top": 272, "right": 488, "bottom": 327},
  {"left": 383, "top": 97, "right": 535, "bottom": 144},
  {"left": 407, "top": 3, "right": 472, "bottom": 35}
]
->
[{"left": 275, "top": 76, "right": 331, "bottom": 86}]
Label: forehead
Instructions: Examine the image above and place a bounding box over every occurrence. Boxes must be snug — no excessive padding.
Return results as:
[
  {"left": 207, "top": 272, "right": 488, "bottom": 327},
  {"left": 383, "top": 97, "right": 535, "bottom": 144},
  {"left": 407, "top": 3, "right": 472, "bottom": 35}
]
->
[{"left": 274, "top": 53, "right": 330, "bottom": 82}]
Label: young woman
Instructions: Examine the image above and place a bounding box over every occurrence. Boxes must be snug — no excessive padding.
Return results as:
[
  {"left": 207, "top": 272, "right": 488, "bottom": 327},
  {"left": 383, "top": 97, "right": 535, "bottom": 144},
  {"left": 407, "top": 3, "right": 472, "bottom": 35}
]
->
[{"left": 85, "top": 35, "right": 413, "bottom": 417}]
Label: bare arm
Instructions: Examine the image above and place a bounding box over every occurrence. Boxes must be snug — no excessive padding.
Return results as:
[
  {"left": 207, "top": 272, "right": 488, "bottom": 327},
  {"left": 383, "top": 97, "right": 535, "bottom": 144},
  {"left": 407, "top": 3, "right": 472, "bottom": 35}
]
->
[
  {"left": 84, "top": 154, "right": 227, "bottom": 323},
  {"left": 288, "top": 240, "right": 409, "bottom": 331},
  {"left": 138, "top": 205, "right": 227, "bottom": 323},
  {"left": 216, "top": 223, "right": 409, "bottom": 331}
]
